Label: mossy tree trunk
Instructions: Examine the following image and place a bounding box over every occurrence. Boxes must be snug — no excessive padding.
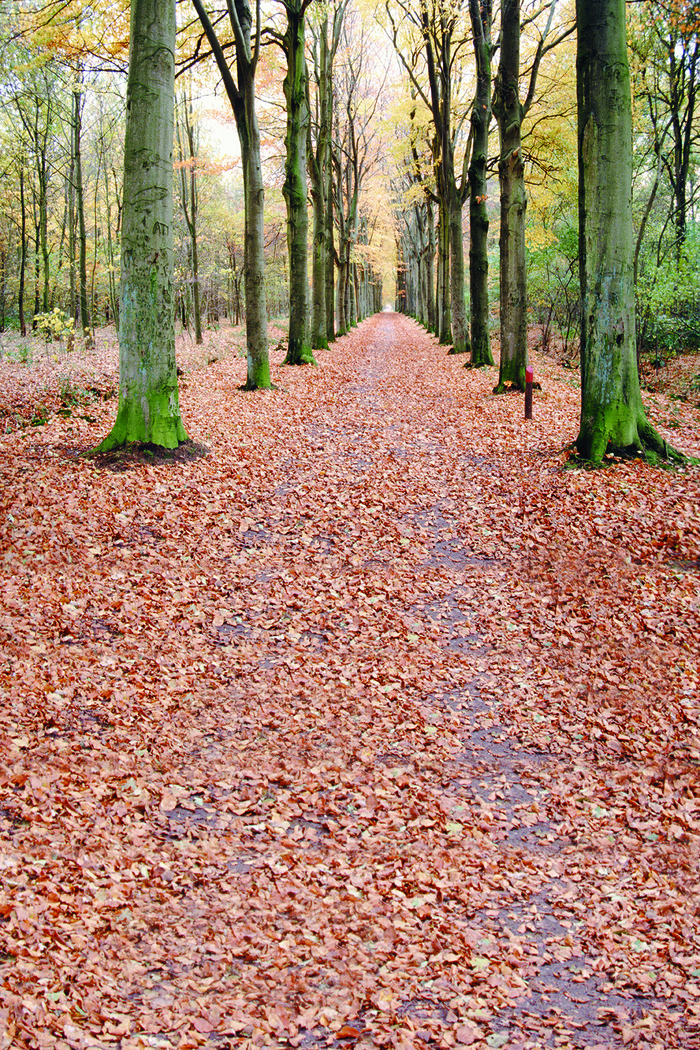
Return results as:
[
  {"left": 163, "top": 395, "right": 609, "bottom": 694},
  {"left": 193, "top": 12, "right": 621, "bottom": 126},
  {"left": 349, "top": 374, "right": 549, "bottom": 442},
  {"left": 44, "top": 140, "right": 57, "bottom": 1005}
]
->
[
  {"left": 307, "top": 13, "right": 330, "bottom": 351},
  {"left": 191, "top": 0, "right": 272, "bottom": 390},
  {"left": 436, "top": 197, "right": 451, "bottom": 344},
  {"left": 282, "top": 0, "right": 314, "bottom": 365},
  {"left": 494, "top": 0, "right": 565, "bottom": 392},
  {"left": 448, "top": 184, "right": 469, "bottom": 354},
  {"left": 309, "top": 4, "right": 349, "bottom": 347},
  {"left": 325, "top": 67, "right": 337, "bottom": 344},
  {"left": 493, "top": 0, "right": 526, "bottom": 391},
  {"left": 576, "top": 0, "right": 679, "bottom": 462},
  {"left": 468, "top": 0, "right": 495, "bottom": 368},
  {"left": 94, "top": 0, "right": 187, "bottom": 451}
]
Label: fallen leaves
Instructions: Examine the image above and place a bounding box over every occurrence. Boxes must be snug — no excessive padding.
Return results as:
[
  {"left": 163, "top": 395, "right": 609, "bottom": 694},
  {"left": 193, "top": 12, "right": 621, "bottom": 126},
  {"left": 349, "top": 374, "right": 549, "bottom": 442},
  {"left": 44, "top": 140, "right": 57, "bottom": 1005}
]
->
[{"left": 0, "top": 314, "right": 699, "bottom": 1049}]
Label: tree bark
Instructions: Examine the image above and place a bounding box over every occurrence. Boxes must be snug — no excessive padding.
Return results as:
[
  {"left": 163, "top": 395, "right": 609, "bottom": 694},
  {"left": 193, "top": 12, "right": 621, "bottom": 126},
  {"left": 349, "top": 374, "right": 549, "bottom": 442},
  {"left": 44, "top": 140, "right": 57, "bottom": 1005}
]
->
[
  {"left": 494, "top": 0, "right": 527, "bottom": 391},
  {"left": 436, "top": 197, "right": 451, "bottom": 343},
  {"left": 448, "top": 187, "right": 469, "bottom": 353},
  {"left": 73, "top": 74, "right": 93, "bottom": 349},
  {"left": 18, "top": 165, "right": 27, "bottom": 337},
  {"left": 191, "top": 0, "right": 272, "bottom": 389},
  {"left": 282, "top": 0, "right": 314, "bottom": 365},
  {"left": 94, "top": 0, "right": 187, "bottom": 450},
  {"left": 176, "top": 91, "right": 204, "bottom": 345},
  {"left": 308, "top": 28, "right": 328, "bottom": 351},
  {"left": 468, "top": 0, "right": 495, "bottom": 367},
  {"left": 576, "top": 0, "right": 679, "bottom": 462}
]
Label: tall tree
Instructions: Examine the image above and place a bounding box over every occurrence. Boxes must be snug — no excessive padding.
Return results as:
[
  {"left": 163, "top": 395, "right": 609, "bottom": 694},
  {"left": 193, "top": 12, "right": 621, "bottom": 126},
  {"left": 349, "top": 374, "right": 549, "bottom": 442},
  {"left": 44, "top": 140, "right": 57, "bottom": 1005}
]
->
[
  {"left": 71, "top": 66, "right": 94, "bottom": 349},
  {"left": 191, "top": 0, "right": 272, "bottom": 389},
  {"left": 493, "top": 0, "right": 569, "bottom": 392},
  {"left": 308, "top": 0, "right": 348, "bottom": 350},
  {"left": 95, "top": 0, "right": 187, "bottom": 450},
  {"left": 576, "top": 0, "right": 679, "bottom": 461},
  {"left": 387, "top": 0, "right": 472, "bottom": 353},
  {"left": 276, "top": 0, "right": 316, "bottom": 365},
  {"left": 468, "top": 0, "right": 495, "bottom": 366},
  {"left": 175, "top": 87, "right": 204, "bottom": 345},
  {"left": 493, "top": 0, "right": 526, "bottom": 390}
]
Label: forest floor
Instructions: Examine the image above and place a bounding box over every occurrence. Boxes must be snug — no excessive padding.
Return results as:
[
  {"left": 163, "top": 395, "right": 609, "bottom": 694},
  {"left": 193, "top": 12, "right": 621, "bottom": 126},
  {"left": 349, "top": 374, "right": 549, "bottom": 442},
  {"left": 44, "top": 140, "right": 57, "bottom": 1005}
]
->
[{"left": 1, "top": 313, "right": 700, "bottom": 1050}]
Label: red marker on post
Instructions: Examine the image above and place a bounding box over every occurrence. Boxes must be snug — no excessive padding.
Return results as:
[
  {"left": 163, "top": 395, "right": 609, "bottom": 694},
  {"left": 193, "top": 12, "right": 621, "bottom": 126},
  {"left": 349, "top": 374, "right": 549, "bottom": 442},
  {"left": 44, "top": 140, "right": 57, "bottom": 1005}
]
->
[{"left": 525, "top": 365, "right": 533, "bottom": 419}]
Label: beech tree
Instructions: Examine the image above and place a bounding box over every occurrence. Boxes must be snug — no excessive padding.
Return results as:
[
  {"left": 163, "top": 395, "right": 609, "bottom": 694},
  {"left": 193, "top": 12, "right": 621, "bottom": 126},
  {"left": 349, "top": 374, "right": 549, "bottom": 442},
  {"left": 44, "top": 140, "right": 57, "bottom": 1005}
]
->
[
  {"left": 576, "top": 0, "right": 679, "bottom": 462},
  {"left": 307, "top": 3, "right": 347, "bottom": 349},
  {"left": 95, "top": 0, "right": 187, "bottom": 450},
  {"left": 191, "top": 0, "right": 272, "bottom": 389},
  {"left": 267, "top": 0, "right": 316, "bottom": 365},
  {"left": 175, "top": 86, "right": 204, "bottom": 346},
  {"left": 386, "top": 0, "right": 472, "bottom": 353},
  {"left": 493, "top": 0, "right": 570, "bottom": 392},
  {"left": 468, "top": 0, "right": 494, "bottom": 367}
]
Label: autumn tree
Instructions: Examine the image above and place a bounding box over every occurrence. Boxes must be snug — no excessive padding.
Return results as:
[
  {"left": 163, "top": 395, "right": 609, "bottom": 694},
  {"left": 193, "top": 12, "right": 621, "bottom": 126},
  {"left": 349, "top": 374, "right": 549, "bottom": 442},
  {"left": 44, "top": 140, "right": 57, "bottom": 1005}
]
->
[
  {"left": 392, "top": 99, "right": 437, "bottom": 329},
  {"left": 467, "top": 0, "right": 494, "bottom": 367},
  {"left": 387, "top": 0, "right": 472, "bottom": 354},
  {"left": 95, "top": 0, "right": 187, "bottom": 451},
  {"left": 576, "top": 0, "right": 679, "bottom": 462},
  {"left": 190, "top": 0, "right": 272, "bottom": 389},
  {"left": 175, "top": 86, "right": 204, "bottom": 345},
  {"left": 307, "top": 0, "right": 348, "bottom": 349},
  {"left": 265, "top": 0, "right": 317, "bottom": 365},
  {"left": 493, "top": 0, "right": 571, "bottom": 392},
  {"left": 333, "top": 12, "right": 385, "bottom": 334}
]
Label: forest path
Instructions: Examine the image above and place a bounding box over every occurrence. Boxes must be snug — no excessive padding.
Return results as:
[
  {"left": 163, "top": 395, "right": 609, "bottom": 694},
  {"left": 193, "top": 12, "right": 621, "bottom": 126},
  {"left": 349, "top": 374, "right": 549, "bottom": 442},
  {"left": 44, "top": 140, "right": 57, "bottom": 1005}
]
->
[{"left": 1, "top": 313, "right": 699, "bottom": 1050}]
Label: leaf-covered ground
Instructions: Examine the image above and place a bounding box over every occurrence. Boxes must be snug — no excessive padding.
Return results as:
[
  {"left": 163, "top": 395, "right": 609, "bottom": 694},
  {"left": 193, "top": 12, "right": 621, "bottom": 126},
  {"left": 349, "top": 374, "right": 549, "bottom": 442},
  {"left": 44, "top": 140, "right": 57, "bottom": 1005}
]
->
[{"left": 1, "top": 313, "right": 700, "bottom": 1050}]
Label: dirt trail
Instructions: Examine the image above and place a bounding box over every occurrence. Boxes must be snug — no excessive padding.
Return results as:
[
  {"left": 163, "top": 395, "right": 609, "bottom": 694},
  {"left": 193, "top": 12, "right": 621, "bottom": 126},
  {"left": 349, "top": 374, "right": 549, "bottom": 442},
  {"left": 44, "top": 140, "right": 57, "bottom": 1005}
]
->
[{"left": 1, "top": 313, "right": 699, "bottom": 1050}]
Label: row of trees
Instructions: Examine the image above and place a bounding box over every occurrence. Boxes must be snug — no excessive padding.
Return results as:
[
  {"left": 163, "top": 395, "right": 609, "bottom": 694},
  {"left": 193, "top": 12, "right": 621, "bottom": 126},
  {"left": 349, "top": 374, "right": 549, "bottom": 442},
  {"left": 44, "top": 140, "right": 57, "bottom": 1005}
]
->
[
  {"left": 390, "top": 0, "right": 569, "bottom": 392},
  {"left": 3, "top": 0, "right": 694, "bottom": 461},
  {"left": 0, "top": 1, "right": 389, "bottom": 361},
  {"left": 392, "top": 0, "right": 694, "bottom": 459}
]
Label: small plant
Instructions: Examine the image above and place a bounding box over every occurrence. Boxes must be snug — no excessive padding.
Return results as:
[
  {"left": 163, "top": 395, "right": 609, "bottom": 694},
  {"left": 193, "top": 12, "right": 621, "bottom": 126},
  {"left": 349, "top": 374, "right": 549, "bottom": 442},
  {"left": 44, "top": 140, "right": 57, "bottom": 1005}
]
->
[
  {"left": 59, "top": 378, "right": 91, "bottom": 409},
  {"left": 34, "top": 308, "right": 75, "bottom": 344},
  {"left": 30, "top": 404, "right": 49, "bottom": 426}
]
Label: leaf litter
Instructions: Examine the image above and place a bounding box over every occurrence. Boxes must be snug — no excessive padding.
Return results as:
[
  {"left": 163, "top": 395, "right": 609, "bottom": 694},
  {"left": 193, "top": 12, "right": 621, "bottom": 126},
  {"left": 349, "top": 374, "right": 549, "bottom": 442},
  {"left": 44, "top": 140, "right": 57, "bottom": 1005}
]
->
[{"left": 1, "top": 313, "right": 700, "bottom": 1050}]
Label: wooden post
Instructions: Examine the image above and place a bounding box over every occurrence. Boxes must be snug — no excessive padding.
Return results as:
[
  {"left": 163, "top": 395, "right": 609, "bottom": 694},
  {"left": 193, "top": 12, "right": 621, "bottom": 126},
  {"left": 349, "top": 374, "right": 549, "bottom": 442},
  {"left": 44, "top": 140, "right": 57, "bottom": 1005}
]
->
[{"left": 525, "top": 365, "right": 533, "bottom": 419}]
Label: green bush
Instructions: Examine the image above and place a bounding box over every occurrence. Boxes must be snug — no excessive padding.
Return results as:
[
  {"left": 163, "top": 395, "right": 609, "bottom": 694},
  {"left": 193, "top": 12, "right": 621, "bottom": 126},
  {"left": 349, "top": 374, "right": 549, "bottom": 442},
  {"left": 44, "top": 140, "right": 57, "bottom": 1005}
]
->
[{"left": 34, "top": 308, "right": 75, "bottom": 344}]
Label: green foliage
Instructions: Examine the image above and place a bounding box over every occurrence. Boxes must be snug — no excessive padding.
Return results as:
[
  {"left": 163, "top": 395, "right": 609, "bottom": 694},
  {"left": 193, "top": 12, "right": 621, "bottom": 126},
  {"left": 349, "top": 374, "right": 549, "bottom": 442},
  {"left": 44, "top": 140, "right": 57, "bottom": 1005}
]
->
[
  {"left": 526, "top": 207, "right": 580, "bottom": 358},
  {"left": 637, "top": 229, "right": 700, "bottom": 356},
  {"left": 30, "top": 403, "right": 49, "bottom": 426},
  {"left": 34, "top": 308, "right": 75, "bottom": 344},
  {"left": 58, "top": 377, "right": 91, "bottom": 408}
]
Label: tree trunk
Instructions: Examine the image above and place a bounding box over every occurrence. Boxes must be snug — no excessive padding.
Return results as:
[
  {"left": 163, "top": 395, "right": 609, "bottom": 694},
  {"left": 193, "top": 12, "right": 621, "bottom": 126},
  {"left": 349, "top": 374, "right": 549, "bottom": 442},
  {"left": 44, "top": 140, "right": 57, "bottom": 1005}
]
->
[
  {"left": 176, "top": 92, "right": 204, "bottom": 345},
  {"left": 68, "top": 106, "right": 77, "bottom": 326},
  {"left": 282, "top": 1, "right": 314, "bottom": 365},
  {"left": 308, "top": 81, "right": 328, "bottom": 349},
  {"left": 239, "top": 76, "right": 272, "bottom": 388},
  {"left": 436, "top": 199, "right": 451, "bottom": 343},
  {"left": 191, "top": 0, "right": 272, "bottom": 389},
  {"left": 324, "top": 73, "right": 336, "bottom": 343},
  {"left": 94, "top": 0, "right": 186, "bottom": 451},
  {"left": 494, "top": 0, "right": 527, "bottom": 391},
  {"left": 468, "top": 0, "right": 495, "bottom": 367},
  {"left": 74, "top": 76, "right": 93, "bottom": 350},
  {"left": 576, "top": 0, "right": 678, "bottom": 462},
  {"left": 448, "top": 188, "right": 470, "bottom": 354},
  {"left": 18, "top": 166, "right": 27, "bottom": 337}
]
